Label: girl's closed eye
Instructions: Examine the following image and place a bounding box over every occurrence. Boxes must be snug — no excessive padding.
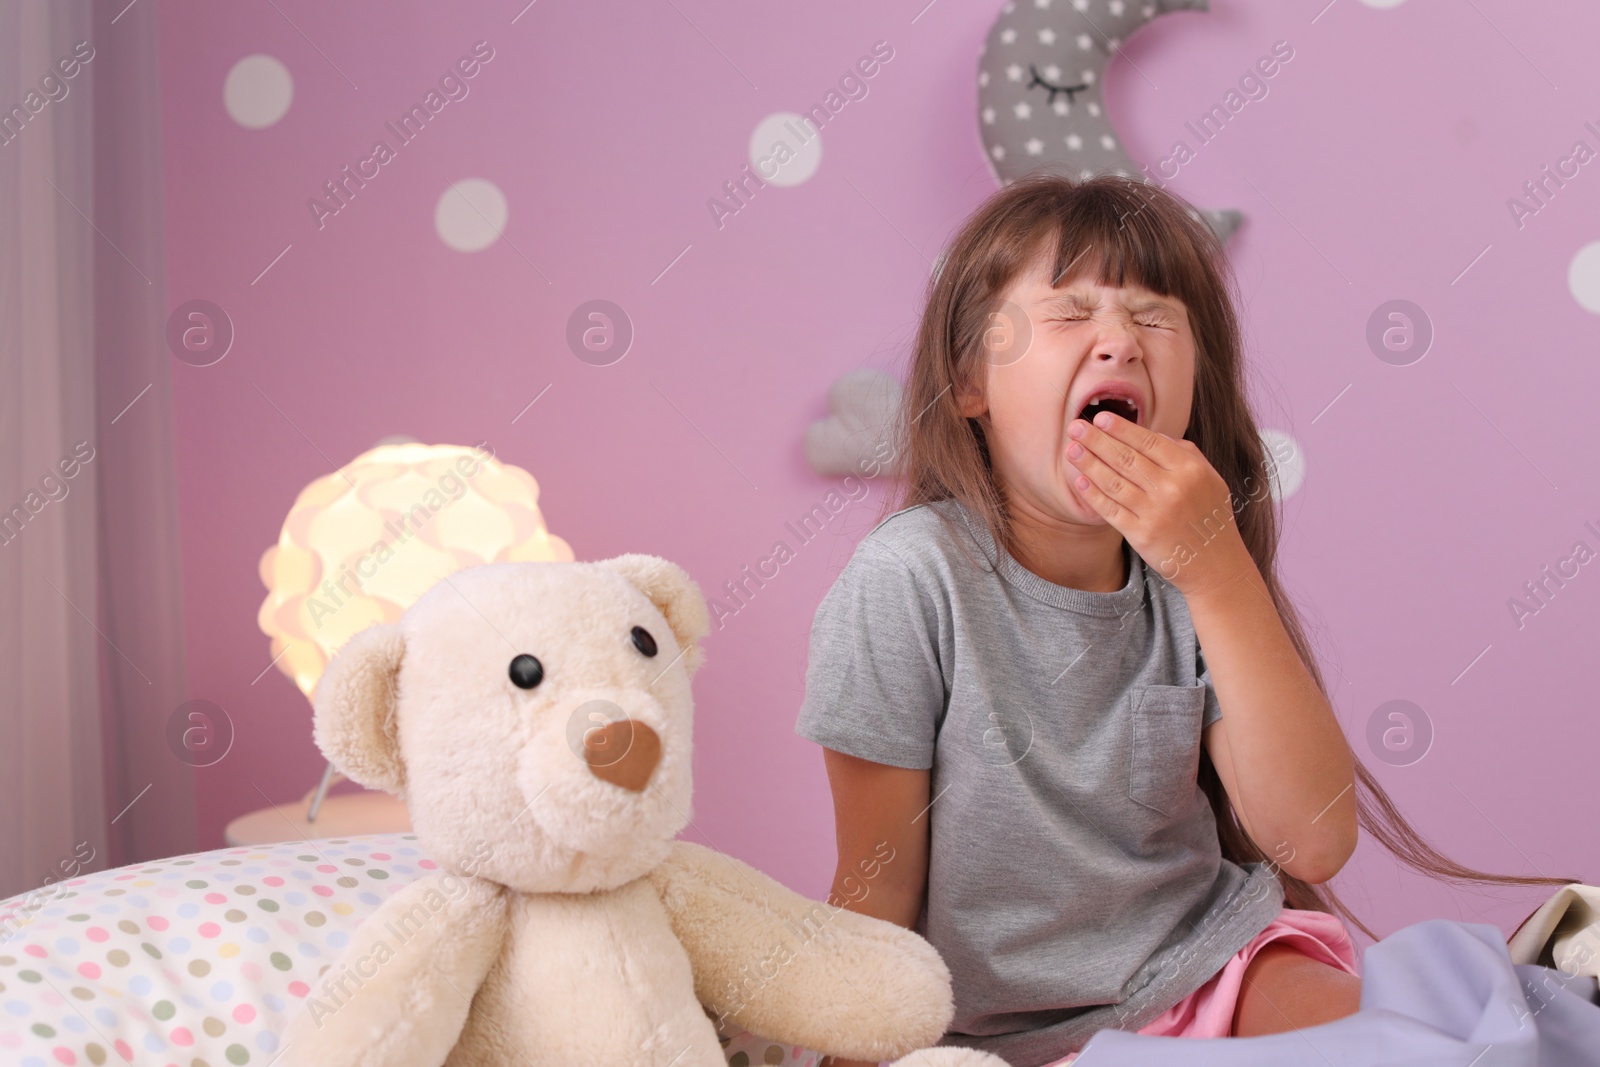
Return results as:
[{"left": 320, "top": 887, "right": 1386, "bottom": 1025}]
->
[{"left": 1048, "top": 310, "right": 1172, "bottom": 330}]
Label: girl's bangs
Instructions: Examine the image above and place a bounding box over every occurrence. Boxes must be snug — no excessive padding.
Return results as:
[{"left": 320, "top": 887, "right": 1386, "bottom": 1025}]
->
[{"left": 1035, "top": 187, "right": 1204, "bottom": 305}]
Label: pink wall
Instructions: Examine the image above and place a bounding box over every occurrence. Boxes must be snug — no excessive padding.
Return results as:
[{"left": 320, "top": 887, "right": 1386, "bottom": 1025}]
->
[{"left": 160, "top": 0, "right": 1600, "bottom": 942}]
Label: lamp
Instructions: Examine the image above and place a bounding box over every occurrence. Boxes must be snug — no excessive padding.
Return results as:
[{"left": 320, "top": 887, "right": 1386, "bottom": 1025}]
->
[{"left": 225, "top": 439, "right": 573, "bottom": 846}]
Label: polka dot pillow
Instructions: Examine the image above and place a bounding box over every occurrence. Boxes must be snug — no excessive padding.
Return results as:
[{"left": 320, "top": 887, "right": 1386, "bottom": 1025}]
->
[{"left": 0, "top": 833, "right": 820, "bottom": 1067}]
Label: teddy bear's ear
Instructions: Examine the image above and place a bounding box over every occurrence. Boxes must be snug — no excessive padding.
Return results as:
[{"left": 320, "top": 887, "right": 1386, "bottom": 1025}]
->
[
  {"left": 311, "top": 622, "right": 407, "bottom": 795},
  {"left": 599, "top": 554, "right": 711, "bottom": 677}
]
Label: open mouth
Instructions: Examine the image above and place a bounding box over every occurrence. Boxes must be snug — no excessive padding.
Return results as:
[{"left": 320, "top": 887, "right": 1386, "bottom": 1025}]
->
[{"left": 1077, "top": 395, "right": 1140, "bottom": 426}]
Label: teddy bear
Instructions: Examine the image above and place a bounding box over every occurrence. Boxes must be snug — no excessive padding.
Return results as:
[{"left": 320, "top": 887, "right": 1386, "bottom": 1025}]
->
[{"left": 277, "top": 554, "right": 1008, "bottom": 1067}]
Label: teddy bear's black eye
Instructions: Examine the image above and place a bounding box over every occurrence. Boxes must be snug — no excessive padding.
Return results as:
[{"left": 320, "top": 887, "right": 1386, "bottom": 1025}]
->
[
  {"left": 508, "top": 654, "right": 544, "bottom": 689},
  {"left": 630, "top": 626, "right": 658, "bottom": 657}
]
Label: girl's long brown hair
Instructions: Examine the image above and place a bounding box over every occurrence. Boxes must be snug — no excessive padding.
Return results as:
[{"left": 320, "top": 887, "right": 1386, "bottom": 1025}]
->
[{"left": 886, "top": 172, "right": 1577, "bottom": 941}]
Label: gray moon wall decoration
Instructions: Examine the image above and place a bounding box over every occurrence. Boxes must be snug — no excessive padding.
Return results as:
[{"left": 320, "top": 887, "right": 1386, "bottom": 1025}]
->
[{"left": 978, "top": 0, "right": 1244, "bottom": 243}]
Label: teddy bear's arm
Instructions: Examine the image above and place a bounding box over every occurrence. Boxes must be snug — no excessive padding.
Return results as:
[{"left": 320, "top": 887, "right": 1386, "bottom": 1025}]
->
[
  {"left": 647, "top": 840, "right": 954, "bottom": 1063},
  {"left": 278, "top": 873, "right": 509, "bottom": 1067}
]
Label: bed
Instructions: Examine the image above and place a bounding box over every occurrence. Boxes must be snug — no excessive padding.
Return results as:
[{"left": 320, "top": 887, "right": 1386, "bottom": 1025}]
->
[{"left": 2, "top": 832, "right": 1594, "bottom": 1066}]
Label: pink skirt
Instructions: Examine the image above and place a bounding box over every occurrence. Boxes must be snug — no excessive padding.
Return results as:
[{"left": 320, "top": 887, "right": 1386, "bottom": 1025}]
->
[{"left": 1045, "top": 907, "right": 1360, "bottom": 1065}]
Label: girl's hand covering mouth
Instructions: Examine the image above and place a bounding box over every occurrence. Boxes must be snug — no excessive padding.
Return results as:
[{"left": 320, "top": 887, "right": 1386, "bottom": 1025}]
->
[{"left": 1064, "top": 410, "right": 1255, "bottom": 598}]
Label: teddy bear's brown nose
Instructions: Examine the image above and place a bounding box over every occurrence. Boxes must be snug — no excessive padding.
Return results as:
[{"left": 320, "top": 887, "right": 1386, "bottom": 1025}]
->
[{"left": 581, "top": 719, "right": 661, "bottom": 792}]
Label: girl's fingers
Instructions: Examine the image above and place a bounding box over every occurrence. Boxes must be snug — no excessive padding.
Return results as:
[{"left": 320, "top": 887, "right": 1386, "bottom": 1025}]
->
[
  {"left": 1081, "top": 410, "right": 1185, "bottom": 471},
  {"left": 1072, "top": 467, "right": 1134, "bottom": 529},
  {"left": 1067, "top": 415, "right": 1158, "bottom": 491},
  {"left": 1067, "top": 437, "right": 1144, "bottom": 517}
]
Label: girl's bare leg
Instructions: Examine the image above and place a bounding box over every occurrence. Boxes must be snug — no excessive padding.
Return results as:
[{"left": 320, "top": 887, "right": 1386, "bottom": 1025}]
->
[{"left": 1231, "top": 942, "right": 1362, "bottom": 1037}]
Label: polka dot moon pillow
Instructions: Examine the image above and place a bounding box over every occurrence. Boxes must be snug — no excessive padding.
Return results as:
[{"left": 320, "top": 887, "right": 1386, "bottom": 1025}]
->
[{"left": 0, "top": 834, "right": 432, "bottom": 1066}]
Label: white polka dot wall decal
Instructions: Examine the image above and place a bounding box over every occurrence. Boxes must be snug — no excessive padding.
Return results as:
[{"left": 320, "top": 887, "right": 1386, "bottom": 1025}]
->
[
  {"left": 434, "top": 178, "right": 508, "bottom": 252},
  {"left": 1260, "top": 429, "right": 1306, "bottom": 501},
  {"left": 223, "top": 54, "right": 293, "bottom": 128},
  {"left": 749, "top": 112, "right": 822, "bottom": 188},
  {"left": 1569, "top": 241, "right": 1600, "bottom": 313}
]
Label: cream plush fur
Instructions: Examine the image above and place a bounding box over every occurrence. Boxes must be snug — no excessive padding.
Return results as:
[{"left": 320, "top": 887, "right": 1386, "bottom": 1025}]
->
[{"left": 278, "top": 555, "right": 1007, "bottom": 1067}]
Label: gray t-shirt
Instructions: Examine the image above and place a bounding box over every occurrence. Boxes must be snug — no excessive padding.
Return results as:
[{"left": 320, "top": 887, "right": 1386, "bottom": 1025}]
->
[{"left": 795, "top": 499, "right": 1284, "bottom": 1065}]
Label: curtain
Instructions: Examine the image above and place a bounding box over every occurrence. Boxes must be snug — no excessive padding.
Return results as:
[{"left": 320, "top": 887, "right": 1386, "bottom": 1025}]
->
[{"left": 0, "top": 0, "right": 193, "bottom": 901}]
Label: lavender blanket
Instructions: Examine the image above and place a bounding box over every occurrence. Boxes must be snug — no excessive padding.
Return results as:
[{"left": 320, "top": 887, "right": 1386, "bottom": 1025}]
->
[{"left": 1073, "top": 920, "right": 1600, "bottom": 1066}]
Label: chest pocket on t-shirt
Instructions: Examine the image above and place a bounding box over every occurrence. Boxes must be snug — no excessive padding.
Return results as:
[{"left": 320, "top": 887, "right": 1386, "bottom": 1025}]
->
[{"left": 1128, "top": 683, "right": 1207, "bottom": 818}]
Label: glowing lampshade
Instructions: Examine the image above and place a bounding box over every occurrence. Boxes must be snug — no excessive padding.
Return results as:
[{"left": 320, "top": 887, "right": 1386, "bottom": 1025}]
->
[{"left": 257, "top": 441, "right": 573, "bottom": 699}]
